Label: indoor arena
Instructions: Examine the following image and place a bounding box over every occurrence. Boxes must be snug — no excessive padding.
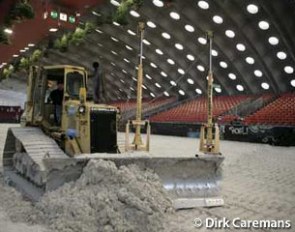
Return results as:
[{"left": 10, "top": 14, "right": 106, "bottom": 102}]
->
[{"left": 0, "top": 0, "right": 294, "bottom": 231}]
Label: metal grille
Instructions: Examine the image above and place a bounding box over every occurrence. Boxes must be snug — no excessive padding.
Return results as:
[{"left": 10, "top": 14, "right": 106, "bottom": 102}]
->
[{"left": 90, "top": 110, "right": 117, "bottom": 153}]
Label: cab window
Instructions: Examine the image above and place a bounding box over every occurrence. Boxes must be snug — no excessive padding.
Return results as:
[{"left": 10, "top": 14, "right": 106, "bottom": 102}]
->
[{"left": 66, "top": 71, "right": 84, "bottom": 99}]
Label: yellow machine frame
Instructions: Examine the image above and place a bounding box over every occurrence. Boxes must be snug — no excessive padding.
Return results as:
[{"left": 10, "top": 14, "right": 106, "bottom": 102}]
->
[{"left": 125, "top": 22, "right": 151, "bottom": 152}]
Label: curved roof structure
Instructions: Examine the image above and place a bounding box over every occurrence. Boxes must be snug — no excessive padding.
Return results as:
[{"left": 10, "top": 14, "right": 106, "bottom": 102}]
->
[{"left": 1, "top": 0, "right": 295, "bottom": 101}]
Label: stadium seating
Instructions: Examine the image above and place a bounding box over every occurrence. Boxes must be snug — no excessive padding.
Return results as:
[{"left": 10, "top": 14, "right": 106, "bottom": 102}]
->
[
  {"left": 110, "top": 97, "right": 177, "bottom": 114},
  {"left": 111, "top": 93, "right": 295, "bottom": 126},
  {"left": 150, "top": 95, "right": 249, "bottom": 123},
  {"left": 110, "top": 99, "right": 137, "bottom": 112},
  {"left": 244, "top": 93, "right": 295, "bottom": 125},
  {"left": 217, "top": 93, "right": 275, "bottom": 124}
]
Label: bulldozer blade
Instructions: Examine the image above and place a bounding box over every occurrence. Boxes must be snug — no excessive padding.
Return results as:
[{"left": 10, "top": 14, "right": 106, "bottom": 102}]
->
[
  {"left": 3, "top": 127, "right": 224, "bottom": 208},
  {"left": 44, "top": 153, "right": 224, "bottom": 208}
]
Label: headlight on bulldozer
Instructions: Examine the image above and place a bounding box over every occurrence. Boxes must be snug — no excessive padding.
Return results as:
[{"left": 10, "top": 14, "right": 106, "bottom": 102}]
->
[{"left": 78, "top": 105, "right": 86, "bottom": 114}]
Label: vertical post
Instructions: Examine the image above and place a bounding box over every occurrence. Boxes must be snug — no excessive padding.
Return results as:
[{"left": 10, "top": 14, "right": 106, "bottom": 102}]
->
[
  {"left": 199, "top": 31, "right": 220, "bottom": 154},
  {"left": 133, "top": 22, "right": 145, "bottom": 148},
  {"left": 206, "top": 31, "right": 214, "bottom": 148},
  {"left": 125, "top": 120, "right": 130, "bottom": 152}
]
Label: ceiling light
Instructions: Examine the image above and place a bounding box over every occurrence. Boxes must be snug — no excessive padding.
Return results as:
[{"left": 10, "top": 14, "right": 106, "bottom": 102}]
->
[
  {"left": 247, "top": 4, "right": 259, "bottom": 14},
  {"left": 185, "top": 24, "right": 195, "bottom": 32},
  {"left": 111, "top": 36, "right": 119, "bottom": 42},
  {"left": 197, "top": 65, "right": 205, "bottom": 72},
  {"left": 162, "top": 32, "right": 171, "bottom": 39},
  {"left": 170, "top": 12, "right": 180, "bottom": 20},
  {"left": 228, "top": 73, "right": 236, "bottom": 80},
  {"left": 215, "top": 87, "right": 222, "bottom": 93},
  {"left": 127, "top": 29, "right": 136, "bottom": 36},
  {"left": 153, "top": 0, "right": 164, "bottom": 7},
  {"left": 111, "top": 62, "right": 116, "bottom": 66},
  {"left": 198, "top": 37, "right": 207, "bottom": 45},
  {"left": 236, "top": 43, "right": 246, "bottom": 51},
  {"left": 164, "top": 91, "right": 170, "bottom": 97},
  {"left": 236, "top": 85, "right": 244, "bottom": 91},
  {"left": 170, "top": 80, "right": 177, "bottom": 86},
  {"left": 146, "top": 74, "right": 152, "bottom": 79},
  {"left": 268, "top": 36, "right": 279, "bottom": 46},
  {"left": 111, "top": 50, "right": 118, "bottom": 55},
  {"left": 124, "top": 58, "right": 130, "bottom": 63},
  {"left": 24, "top": 47, "right": 29, "bottom": 50},
  {"left": 122, "top": 69, "right": 127, "bottom": 74},
  {"left": 245, "top": 57, "right": 255, "bottom": 64},
  {"left": 186, "top": 54, "right": 195, "bottom": 61},
  {"left": 175, "top": 43, "right": 183, "bottom": 50},
  {"left": 258, "top": 21, "right": 270, "bottom": 30},
  {"left": 132, "top": 77, "right": 137, "bottom": 81},
  {"left": 290, "top": 79, "right": 295, "bottom": 87},
  {"left": 277, "top": 51, "right": 287, "bottom": 60},
  {"left": 225, "top": 30, "right": 235, "bottom": 38},
  {"left": 130, "top": 87, "right": 135, "bottom": 91},
  {"left": 179, "top": 90, "right": 185, "bottom": 95},
  {"left": 95, "top": 29, "right": 103, "bottom": 33},
  {"left": 126, "top": 45, "right": 133, "bottom": 50},
  {"left": 143, "top": 39, "right": 151, "bottom": 45},
  {"left": 155, "top": 83, "right": 161, "bottom": 88},
  {"left": 254, "top": 70, "right": 263, "bottom": 77},
  {"left": 219, "top": 61, "right": 228, "bottom": 68},
  {"left": 195, "top": 88, "right": 202, "bottom": 94},
  {"left": 212, "top": 49, "right": 218, "bottom": 56},
  {"left": 187, "top": 78, "right": 194, "bottom": 85},
  {"left": 178, "top": 68, "right": 185, "bottom": 75},
  {"left": 147, "top": 21, "right": 156, "bottom": 28},
  {"left": 142, "top": 85, "right": 147, "bottom": 90},
  {"left": 167, "top": 59, "right": 175, "bottom": 65},
  {"left": 198, "top": 0, "right": 209, "bottom": 9},
  {"left": 150, "top": 62, "right": 157, "bottom": 68},
  {"left": 161, "top": 71, "right": 167, "bottom": 77},
  {"left": 261, "top": 82, "right": 270, "bottom": 90},
  {"left": 4, "top": 28, "right": 13, "bottom": 34},
  {"left": 110, "top": 0, "right": 120, "bottom": 6},
  {"left": 150, "top": 92, "right": 156, "bottom": 98},
  {"left": 130, "top": 10, "right": 140, "bottom": 17},
  {"left": 49, "top": 28, "right": 58, "bottom": 32},
  {"left": 213, "top": 15, "right": 223, "bottom": 24},
  {"left": 120, "top": 79, "right": 125, "bottom": 83},
  {"left": 13, "top": 54, "right": 19, "bottom": 58},
  {"left": 113, "top": 21, "right": 120, "bottom": 26},
  {"left": 284, "top": 66, "right": 294, "bottom": 74},
  {"left": 28, "top": 43, "right": 35, "bottom": 47},
  {"left": 20, "top": 49, "right": 26, "bottom": 53},
  {"left": 92, "top": 11, "right": 101, "bottom": 16},
  {"left": 155, "top": 49, "right": 163, "bottom": 55}
]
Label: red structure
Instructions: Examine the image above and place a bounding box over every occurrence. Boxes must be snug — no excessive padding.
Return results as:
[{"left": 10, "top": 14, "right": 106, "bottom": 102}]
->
[{"left": 0, "top": 105, "right": 23, "bottom": 123}]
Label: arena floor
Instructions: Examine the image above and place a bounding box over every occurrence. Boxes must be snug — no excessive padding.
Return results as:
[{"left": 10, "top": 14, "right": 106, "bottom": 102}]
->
[{"left": 0, "top": 123, "right": 294, "bottom": 232}]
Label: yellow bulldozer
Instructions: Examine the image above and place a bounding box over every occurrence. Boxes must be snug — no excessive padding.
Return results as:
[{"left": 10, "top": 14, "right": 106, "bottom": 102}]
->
[{"left": 3, "top": 25, "right": 224, "bottom": 209}]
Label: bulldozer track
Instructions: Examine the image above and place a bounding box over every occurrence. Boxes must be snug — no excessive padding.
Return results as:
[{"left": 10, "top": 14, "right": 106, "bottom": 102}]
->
[{"left": 3, "top": 127, "right": 70, "bottom": 200}]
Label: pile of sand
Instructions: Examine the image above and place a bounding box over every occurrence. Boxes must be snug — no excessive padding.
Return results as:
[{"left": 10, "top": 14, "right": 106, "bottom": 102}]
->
[{"left": 1, "top": 159, "right": 173, "bottom": 232}]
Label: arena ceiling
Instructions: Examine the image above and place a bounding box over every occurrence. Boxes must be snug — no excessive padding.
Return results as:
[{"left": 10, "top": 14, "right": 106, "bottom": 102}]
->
[{"left": 1, "top": 0, "right": 295, "bottom": 101}]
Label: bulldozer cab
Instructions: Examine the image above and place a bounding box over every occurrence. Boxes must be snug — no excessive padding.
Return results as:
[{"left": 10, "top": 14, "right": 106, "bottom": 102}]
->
[{"left": 25, "top": 65, "right": 87, "bottom": 128}]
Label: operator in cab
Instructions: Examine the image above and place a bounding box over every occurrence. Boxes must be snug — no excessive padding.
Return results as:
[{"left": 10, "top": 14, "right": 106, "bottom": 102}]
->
[{"left": 48, "top": 81, "right": 64, "bottom": 125}]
